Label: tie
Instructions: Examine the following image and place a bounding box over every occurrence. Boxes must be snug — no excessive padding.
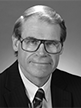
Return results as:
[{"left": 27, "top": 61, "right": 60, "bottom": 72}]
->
[{"left": 32, "top": 88, "right": 45, "bottom": 108}]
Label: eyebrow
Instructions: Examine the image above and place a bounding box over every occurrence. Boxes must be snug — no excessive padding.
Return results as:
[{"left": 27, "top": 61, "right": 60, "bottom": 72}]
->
[
  {"left": 23, "top": 36, "right": 61, "bottom": 42},
  {"left": 23, "top": 36, "right": 36, "bottom": 40}
]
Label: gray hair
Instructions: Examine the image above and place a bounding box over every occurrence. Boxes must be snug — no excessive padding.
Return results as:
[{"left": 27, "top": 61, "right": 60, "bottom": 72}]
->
[{"left": 12, "top": 5, "right": 67, "bottom": 56}]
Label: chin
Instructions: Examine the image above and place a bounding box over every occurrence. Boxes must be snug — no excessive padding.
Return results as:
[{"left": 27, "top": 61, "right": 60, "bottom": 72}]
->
[{"left": 31, "top": 67, "right": 52, "bottom": 77}]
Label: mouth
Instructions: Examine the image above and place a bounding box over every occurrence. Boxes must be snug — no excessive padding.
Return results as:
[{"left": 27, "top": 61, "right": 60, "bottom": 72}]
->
[{"left": 31, "top": 61, "right": 51, "bottom": 65}]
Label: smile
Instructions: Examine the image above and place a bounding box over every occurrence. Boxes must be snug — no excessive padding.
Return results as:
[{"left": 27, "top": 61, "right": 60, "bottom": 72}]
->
[{"left": 31, "top": 61, "right": 51, "bottom": 65}]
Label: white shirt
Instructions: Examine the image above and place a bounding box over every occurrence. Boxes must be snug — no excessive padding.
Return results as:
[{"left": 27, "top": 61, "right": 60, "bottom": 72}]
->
[{"left": 19, "top": 64, "right": 52, "bottom": 108}]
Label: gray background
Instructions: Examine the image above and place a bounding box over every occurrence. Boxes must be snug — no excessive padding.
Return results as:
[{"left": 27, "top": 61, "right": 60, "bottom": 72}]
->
[{"left": 0, "top": 0, "right": 81, "bottom": 76}]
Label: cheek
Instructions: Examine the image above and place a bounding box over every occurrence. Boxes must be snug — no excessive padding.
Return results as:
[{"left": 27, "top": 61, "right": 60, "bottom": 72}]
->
[
  {"left": 51, "top": 55, "right": 60, "bottom": 69},
  {"left": 17, "top": 46, "right": 30, "bottom": 67}
]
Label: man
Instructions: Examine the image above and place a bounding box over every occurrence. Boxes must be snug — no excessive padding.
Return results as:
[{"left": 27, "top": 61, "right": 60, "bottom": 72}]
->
[{"left": 0, "top": 5, "right": 81, "bottom": 108}]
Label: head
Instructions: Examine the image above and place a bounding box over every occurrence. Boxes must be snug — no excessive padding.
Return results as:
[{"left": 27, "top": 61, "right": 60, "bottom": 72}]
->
[{"left": 12, "top": 5, "right": 67, "bottom": 86}]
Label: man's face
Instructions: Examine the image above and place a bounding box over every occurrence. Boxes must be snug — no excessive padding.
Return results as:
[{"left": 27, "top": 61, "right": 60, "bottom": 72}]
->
[{"left": 14, "top": 16, "right": 62, "bottom": 81}]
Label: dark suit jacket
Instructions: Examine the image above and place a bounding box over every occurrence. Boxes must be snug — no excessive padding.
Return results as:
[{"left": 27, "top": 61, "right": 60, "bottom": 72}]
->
[{"left": 0, "top": 60, "right": 81, "bottom": 108}]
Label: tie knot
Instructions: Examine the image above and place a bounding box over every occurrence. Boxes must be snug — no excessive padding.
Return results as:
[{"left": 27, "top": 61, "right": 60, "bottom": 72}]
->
[
  {"left": 35, "top": 88, "right": 45, "bottom": 101},
  {"left": 32, "top": 88, "right": 45, "bottom": 108}
]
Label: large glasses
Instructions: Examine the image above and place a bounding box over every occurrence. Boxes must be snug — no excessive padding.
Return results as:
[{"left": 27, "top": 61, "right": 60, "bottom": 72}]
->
[{"left": 19, "top": 37, "right": 63, "bottom": 54}]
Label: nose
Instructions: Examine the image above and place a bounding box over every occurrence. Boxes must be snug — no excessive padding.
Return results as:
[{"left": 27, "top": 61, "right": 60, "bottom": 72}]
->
[{"left": 36, "top": 43, "right": 47, "bottom": 56}]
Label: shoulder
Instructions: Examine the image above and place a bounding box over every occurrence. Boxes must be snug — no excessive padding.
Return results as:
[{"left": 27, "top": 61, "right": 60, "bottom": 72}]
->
[
  {"left": 54, "top": 68, "right": 81, "bottom": 81},
  {"left": 0, "top": 70, "right": 7, "bottom": 87},
  {"left": 55, "top": 68, "right": 81, "bottom": 83},
  {"left": 52, "top": 69, "right": 81, "bottom": 90},
  {"left": 0, "top": 60, "right": 18, "bottom": 88}
]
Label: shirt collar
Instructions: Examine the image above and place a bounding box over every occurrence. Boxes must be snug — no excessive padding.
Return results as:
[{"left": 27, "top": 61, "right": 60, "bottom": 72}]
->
[{"left": 18, "top": 64, "right": 52, "bottom": 102}]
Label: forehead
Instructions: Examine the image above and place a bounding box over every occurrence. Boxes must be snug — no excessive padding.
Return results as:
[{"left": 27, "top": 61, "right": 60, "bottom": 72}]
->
[{"left": 22, "top": 15, "right": 61, "bottom": 40}]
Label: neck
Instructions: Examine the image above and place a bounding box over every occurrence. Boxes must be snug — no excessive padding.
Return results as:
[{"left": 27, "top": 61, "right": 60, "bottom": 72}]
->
[{"left": 31, "top": 75, "right": 50, "bottom": 87}]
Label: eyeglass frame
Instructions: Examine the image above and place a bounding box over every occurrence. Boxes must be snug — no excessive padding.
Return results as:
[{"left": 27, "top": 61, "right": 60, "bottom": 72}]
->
[{"left": 19, "top": 37, "right": 63, "bottom": 54}]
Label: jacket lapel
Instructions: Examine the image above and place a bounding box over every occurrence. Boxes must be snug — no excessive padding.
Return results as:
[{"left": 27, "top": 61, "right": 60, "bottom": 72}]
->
[
  {"left": 51, "top": 69, "right": 72, "bottom": 107},
  {"left": 3, "top": 61, "right": 30, "bottom": 107}
]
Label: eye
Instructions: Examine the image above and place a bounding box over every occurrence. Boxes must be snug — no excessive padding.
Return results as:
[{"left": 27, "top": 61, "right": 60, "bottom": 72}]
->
[
  {"left": 46, "top": 40, "right": 60, "bottom": 46},
  {"left": 30, "top": 39, "right": 37, "bottom": 44},
  {"left": 46, "top": 41, "right": 54, "bottom": 45},
  {"left": 24, "top": 37, "right": 39, "bottom": 45}
]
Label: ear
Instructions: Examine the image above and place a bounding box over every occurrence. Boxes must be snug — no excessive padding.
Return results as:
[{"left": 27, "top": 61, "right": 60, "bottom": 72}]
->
[{"left": 12, "top": 36, "right": 20, "bottom": 51}]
